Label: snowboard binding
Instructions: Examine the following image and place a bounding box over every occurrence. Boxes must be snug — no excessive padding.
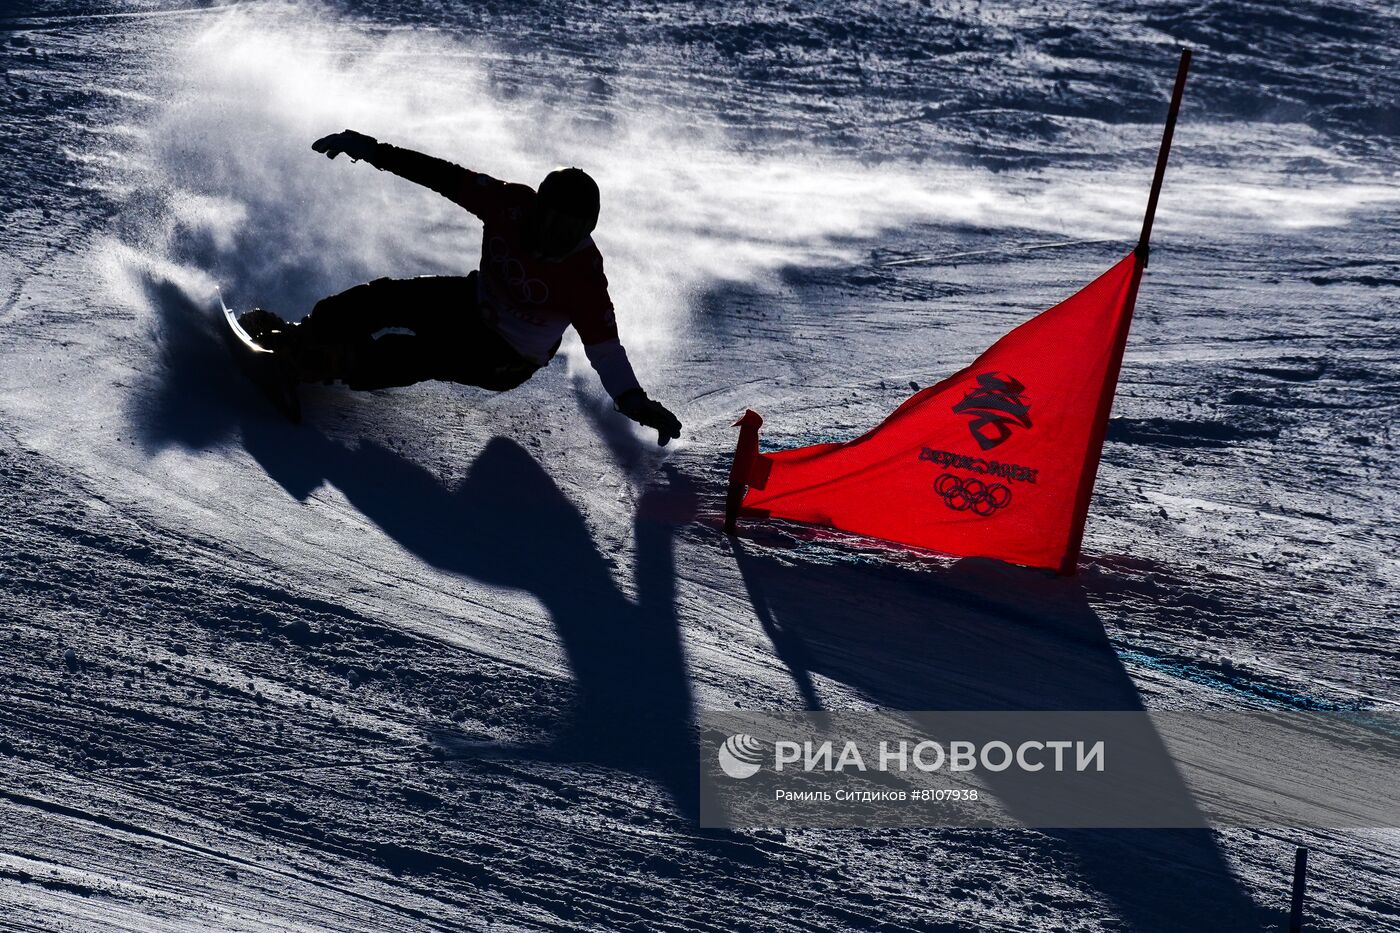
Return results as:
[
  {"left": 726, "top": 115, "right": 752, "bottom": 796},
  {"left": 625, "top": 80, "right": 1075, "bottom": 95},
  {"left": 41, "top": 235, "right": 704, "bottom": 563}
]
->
[
  {"left": 237, "top": 310, "right": 355, "bottom": 386},
  {"left": 237, "top": 309, "right": 297, "bottom": 351}
]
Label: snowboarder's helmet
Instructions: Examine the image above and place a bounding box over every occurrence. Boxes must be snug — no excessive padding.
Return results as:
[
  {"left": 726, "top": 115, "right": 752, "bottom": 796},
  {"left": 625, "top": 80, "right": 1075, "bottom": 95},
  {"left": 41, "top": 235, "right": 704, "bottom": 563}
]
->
[{"left": 537, "top": 167, "right": 600, "bottom": 230}]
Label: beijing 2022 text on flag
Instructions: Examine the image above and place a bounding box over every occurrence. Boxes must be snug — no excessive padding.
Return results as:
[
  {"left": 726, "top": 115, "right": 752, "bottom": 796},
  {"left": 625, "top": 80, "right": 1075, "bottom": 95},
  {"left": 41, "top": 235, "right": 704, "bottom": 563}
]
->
[{"left": 732, "top": 251, "right": 1144, "bottom": 573}]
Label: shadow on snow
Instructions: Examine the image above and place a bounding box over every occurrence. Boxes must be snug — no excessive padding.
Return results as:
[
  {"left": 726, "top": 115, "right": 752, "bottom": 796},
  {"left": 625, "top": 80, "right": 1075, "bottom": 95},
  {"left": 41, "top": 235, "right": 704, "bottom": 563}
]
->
[
  {"left": 733, "top": 538, "right": 1274, "bottom": 931},
  {"left": 130, "top": 271, "right": 1272, "bottom": 930},
  {"left": 128, "top": 273, "right": 699, "bottom": 815}
]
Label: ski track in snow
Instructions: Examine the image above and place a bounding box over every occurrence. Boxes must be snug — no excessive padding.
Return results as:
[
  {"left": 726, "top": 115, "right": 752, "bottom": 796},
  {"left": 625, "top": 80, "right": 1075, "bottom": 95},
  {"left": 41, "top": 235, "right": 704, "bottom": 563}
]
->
[{"left": 0, "top": 1, "right": 1397, "bottom": 931}]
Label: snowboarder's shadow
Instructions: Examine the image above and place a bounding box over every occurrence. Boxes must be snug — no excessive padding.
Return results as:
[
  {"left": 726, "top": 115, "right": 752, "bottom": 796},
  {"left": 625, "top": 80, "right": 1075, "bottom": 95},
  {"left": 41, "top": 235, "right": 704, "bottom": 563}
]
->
[
  {"left": 317, "top": 436, "right": 701, "bottom": 815},
  {"left": 733, "top": 541, "right": 1273, "bottom": 932}
]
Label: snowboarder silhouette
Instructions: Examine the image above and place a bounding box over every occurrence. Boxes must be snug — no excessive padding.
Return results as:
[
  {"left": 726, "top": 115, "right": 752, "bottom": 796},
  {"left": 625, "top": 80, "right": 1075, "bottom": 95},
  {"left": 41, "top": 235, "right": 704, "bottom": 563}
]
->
[{"left": 241, "top": 129, "right": 682, "bottom": 445}]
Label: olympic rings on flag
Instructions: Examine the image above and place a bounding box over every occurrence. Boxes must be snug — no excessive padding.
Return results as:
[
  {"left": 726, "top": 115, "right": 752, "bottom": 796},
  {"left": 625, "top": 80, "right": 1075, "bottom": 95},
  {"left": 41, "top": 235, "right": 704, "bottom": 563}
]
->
[{"left": 934, "top": 473, "right": 1012, "bottom": 516}]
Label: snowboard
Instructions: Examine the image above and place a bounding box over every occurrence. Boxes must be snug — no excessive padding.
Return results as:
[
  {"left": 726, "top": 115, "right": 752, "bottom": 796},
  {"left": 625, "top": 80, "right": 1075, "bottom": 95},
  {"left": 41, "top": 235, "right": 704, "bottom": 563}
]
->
[{"left": 220, "top": 299, "right": 302, "bottom": 424}]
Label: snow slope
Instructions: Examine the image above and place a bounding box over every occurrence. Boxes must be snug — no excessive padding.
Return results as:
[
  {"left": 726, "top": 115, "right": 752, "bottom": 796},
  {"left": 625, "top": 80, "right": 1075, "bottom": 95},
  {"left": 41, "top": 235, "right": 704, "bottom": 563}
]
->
[{"left": 1, "top": 1, "right": 1397, "bottom": 930}]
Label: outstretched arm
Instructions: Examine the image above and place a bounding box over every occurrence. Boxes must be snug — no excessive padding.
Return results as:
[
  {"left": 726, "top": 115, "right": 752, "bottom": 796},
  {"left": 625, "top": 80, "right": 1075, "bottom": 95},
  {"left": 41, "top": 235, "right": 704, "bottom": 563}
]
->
[{"left": 312, "top": 129, "right": 498, "bottom": 217}]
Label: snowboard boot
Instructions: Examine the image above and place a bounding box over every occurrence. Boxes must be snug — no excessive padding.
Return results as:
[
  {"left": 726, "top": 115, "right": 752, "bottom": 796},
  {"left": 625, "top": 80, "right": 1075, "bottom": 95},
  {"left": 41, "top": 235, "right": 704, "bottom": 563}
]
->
[
  {"left": 238, "top": 309, "right": 298, "bottom": 353},
  {"left": 239, "top": 310, "right": 357, "bottom": 384}
]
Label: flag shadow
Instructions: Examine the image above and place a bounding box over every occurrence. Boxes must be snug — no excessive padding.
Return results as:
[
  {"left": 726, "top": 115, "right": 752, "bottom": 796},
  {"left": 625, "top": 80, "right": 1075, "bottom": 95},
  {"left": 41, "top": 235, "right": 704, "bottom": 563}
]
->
[{"left": 733, "top": 539, "right": 1274, "bottom": 931}]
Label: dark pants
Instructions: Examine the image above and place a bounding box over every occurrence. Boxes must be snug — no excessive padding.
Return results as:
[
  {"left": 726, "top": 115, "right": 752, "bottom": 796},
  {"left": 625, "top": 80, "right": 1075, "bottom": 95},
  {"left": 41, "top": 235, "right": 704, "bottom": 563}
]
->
[{"left": 300, "top": 273, "right": 540, "bottom": 392}]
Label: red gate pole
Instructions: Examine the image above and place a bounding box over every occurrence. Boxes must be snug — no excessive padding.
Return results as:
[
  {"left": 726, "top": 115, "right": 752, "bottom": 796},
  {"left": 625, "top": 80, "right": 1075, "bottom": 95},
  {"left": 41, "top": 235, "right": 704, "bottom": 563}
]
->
[
  {"left": 725, "top": 410, "right": 764, "bottom": 534},
  {"left": 1137, "top": 48, "right": 1192, "bottom": 266},
  {"left": 1059, "top": 48, "right": 1191, "bottom": 575}
]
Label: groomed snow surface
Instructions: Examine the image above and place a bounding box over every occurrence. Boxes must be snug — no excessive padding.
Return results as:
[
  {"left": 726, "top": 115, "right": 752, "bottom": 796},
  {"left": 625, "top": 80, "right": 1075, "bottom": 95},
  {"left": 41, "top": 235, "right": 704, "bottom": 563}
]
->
[{"left": 1, "top": 1, "right": 1397, "bottom": 930}]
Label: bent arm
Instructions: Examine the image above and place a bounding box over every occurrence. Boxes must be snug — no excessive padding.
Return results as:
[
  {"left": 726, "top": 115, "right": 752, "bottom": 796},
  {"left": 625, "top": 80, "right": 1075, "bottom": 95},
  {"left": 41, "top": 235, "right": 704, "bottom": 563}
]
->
[
  {"left": 572, "top": 273, "right": 681, "bottom": 445},
  {"left": 583, "top": 338, "right": 641, "bottom": 400},
  {"left": 572, "top": 283, "right": 640, "bottom": 400}
]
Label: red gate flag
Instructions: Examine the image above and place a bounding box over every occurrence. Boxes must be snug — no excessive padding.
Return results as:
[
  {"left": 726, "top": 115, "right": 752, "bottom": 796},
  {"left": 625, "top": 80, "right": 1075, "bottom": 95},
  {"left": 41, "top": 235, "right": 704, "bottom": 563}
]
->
[{"left": 730, "top": 251, "right": 1145, "bottom": 573}]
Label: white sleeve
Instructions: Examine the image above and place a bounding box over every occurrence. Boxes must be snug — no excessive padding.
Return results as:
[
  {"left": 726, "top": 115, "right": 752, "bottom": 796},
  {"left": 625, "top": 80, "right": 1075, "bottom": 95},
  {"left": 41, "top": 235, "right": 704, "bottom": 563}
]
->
[{"left": 583, "top": 338, "right": 642, "bottom": 400}]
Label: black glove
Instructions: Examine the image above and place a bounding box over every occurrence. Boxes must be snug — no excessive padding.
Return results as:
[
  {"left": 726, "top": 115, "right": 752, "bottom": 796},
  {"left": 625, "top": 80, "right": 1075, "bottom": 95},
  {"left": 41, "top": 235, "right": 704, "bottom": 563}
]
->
[
  {"left": 616, "top": 388, "right": 682, "bottom": 447},
  {"left": 312, "top": 129, "right": 378, "bottom": 162}
]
